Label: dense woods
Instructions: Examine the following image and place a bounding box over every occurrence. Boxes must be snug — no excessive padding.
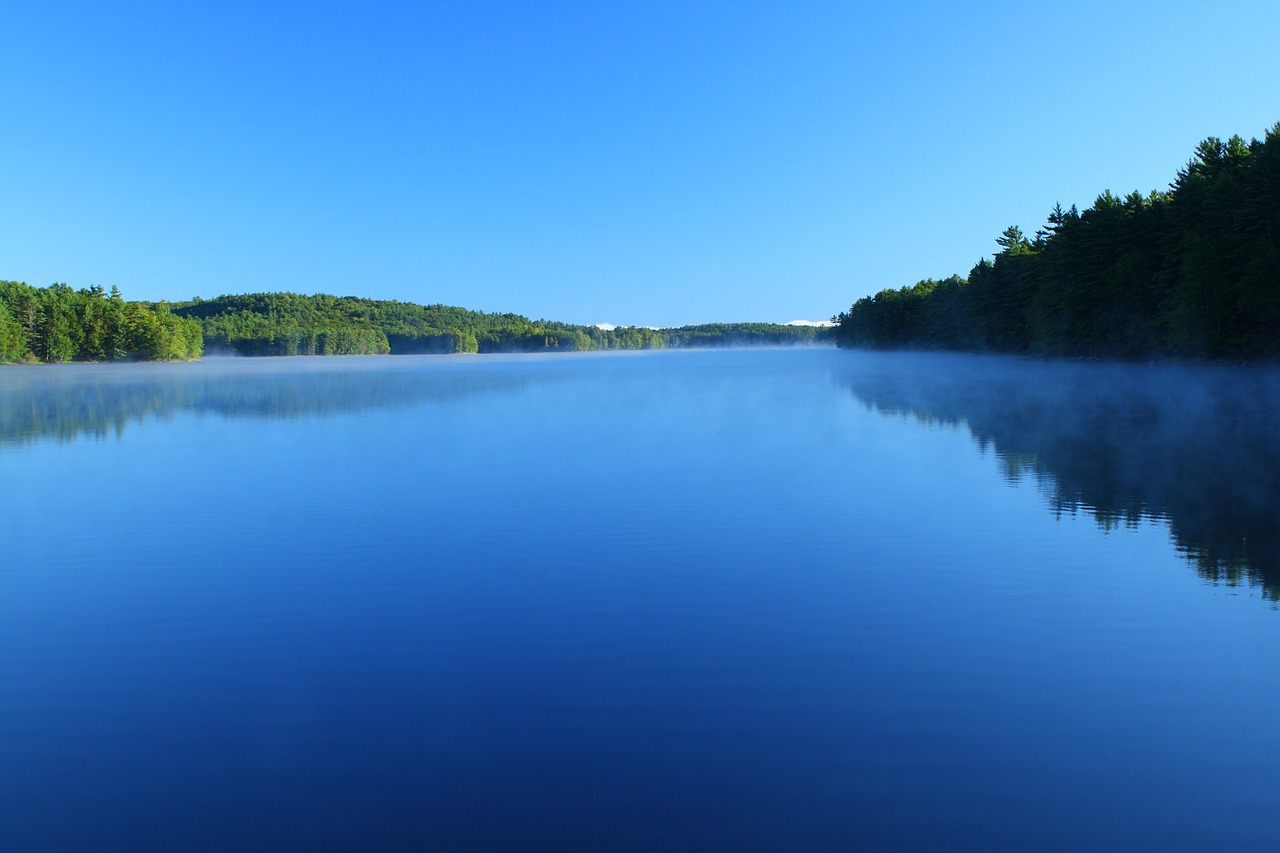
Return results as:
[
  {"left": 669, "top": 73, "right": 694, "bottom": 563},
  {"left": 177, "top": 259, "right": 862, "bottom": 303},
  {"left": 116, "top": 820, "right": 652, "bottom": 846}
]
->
[
  {"left": 0, "top": 281, "right": 202, "bottom": 363},
  {"left": 171, "top": 294, "right": 829, "bottom": 355},
  {"left": 662, "top": 322, "right": 831, "bottom": 348},
  {"left": 0, "top": 282, "right": 828, "bottom": 363},
  {"left": 835, "top": 124, "right": 1280, "bottom": 360},
  {"left": 170, "top": 293, "right": 668, "bottom": 355}
]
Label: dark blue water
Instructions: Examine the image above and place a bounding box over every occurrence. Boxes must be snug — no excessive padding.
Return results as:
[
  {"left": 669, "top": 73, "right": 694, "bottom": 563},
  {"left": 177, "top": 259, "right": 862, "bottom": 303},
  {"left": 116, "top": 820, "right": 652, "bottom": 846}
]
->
[{"left": 1, "top": 349, "right": 1278, "bottom": 850}]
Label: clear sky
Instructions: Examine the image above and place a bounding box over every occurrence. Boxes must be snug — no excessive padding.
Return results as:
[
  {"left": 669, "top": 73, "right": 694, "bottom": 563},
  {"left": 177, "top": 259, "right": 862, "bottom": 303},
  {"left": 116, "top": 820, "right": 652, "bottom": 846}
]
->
[{"left": 2, "top": 2, "right": 1277, "bottom": 327}]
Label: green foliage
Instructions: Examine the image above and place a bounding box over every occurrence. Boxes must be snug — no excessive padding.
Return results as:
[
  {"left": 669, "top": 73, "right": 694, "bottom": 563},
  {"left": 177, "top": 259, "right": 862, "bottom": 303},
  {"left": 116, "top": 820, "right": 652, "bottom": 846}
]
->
[
  {"left": 0, "top": 280, "right": 201, "bottom": 364},
  {"left": 835, "top": 122, "right": 1280, "bottom": 361},
  {"left": 2, "top": 280, "right": 828, "bottom": 364},
  {"left": 0, "top": 301, "right": 27, "bottom": 362},
  {"left": 662, "top": 322, "right": 832, "bottom": 348},
  {"left": 170, "top": 293, "right": 824, "bottom": 356},
  {"left": 171, "top": 292, "right": 645, "bottom": 355},
  {"left": 449, "top": 329, "right": 478, "bottom": 353}
]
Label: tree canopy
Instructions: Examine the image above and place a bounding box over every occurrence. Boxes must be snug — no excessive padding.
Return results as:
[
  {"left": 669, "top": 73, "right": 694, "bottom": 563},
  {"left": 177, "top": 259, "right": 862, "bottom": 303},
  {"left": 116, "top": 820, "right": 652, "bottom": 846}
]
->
[
  {"left": 0, "top": 281, "right": 202, "bottom": 364},
  {"left": 170, "top": 293, "right": 829, "bottom": 356}
]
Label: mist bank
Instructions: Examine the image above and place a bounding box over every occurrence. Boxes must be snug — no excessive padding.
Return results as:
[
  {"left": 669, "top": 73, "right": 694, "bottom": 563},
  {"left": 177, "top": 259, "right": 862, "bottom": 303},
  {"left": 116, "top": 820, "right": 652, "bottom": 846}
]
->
[
  {"left": 0, "top": 359, "right": 552, "bottom": 449},
  {"left": 835, "top": 123, "right": 1280, "bottom": 361},
  {"left": 0, "top": 284, "right": 831, "bottom": 363}
]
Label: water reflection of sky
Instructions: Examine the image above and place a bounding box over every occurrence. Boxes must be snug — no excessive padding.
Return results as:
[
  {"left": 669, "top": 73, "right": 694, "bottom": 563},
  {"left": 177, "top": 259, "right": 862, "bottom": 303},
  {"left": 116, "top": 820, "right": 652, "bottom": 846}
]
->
[
  {"left": 2, "top": 349, "right": 1278, "bottom": 849},
  {"left": 4, "top": 350, "right": 1273, "bottom": 597}
]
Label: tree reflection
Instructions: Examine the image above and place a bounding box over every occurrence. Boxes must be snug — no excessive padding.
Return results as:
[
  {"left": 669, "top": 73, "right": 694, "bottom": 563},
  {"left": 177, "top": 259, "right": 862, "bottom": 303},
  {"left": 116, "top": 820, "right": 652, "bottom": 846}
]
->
[
  {"left": 0, "top": 360, "right": 546, "bottom": 449},
  {"left": 835, "top": 352, "right": 1280, "bottom": 599}
]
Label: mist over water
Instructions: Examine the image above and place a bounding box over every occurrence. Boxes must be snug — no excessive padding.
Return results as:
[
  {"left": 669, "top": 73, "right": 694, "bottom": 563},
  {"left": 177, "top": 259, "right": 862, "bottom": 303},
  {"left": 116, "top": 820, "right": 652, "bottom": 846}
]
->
[{"left": 1, "top": 350, "right": 1277, "bottom": 849}]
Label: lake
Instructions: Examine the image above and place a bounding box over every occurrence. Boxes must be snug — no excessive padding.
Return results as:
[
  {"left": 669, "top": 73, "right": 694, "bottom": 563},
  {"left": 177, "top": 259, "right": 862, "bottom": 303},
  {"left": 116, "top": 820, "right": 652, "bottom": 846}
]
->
[{"left": 1, "top": 348, "right": 1277, "bottom": 850}]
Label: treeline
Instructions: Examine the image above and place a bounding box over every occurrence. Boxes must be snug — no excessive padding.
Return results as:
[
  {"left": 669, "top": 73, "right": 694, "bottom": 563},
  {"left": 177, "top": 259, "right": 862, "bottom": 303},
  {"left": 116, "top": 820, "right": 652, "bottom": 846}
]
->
[
  {"left": 170, "top": 292, "right": 825, "bottom": 356},
  {"left": 171, "top": 293, "right": 669, "bottom": 355},
  {"left": 1, "top": 282, "right": 829, "bottom": 364},
  {"left": 664, "top": 322, "right": 832, "bottom": 348},
  {"left": 834, "top": 123, "right": 1280, "bottom": 360},
  {"left": 0, "top": 281, "right": 203, "bottom": 363}
]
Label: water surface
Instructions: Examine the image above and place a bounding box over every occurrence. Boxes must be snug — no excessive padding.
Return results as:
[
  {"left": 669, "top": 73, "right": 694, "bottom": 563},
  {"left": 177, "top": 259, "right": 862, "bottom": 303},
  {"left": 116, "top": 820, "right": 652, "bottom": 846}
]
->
[{"left": 1, "top": 350, "right": 1277, "bottom": 849}]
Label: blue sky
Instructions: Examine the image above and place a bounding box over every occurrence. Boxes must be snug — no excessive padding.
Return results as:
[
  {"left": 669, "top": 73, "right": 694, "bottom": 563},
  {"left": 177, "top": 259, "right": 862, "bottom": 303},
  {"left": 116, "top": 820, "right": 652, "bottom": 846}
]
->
[{"left": 2, "top": 2, "right": 1277, "bottom": 327}]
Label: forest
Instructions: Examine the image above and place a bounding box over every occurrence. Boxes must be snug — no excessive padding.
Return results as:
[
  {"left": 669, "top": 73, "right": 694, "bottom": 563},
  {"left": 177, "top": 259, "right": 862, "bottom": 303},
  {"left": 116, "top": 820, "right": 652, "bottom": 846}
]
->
[
  {"left": 170, "top": 294, "right": 829, "bottom": 355},
  {"left": 834, "top": 123, "right": 1280, "bottom": 360},
  {"left": 662, "top": 322, "right": 830, "bottom": 348},
  {"left": 0, "top": 280, "right": 203, "bottom": 363},
  {"left": 170, "top": 293, "right": 666, "bottom": 356},
  {"left": 0, "top": 281, "right": 828, "bottom": 363}
]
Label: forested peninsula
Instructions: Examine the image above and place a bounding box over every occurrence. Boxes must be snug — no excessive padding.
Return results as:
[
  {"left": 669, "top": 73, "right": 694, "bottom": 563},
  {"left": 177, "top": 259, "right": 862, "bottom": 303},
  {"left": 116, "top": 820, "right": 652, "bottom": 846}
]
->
[
  {"left": 834, "top": 124, "right": 1280, "bottom": 361},
  {"left": 0, "top": 283, "right": 829, "bottom": 364}
]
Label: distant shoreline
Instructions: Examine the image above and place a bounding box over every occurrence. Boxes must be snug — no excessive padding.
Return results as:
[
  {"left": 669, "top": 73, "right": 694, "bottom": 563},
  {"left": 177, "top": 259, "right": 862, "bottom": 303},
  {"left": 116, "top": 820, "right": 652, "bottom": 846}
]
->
[{"left": 1, "top": 282, "right": 833, "bottom": 365}]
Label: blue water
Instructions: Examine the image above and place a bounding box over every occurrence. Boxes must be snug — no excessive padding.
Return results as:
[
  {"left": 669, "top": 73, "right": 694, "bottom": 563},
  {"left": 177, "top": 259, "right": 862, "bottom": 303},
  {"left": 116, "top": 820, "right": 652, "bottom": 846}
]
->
[{"left": 1, "top": 349, "right": 1277, "bottom": 849}]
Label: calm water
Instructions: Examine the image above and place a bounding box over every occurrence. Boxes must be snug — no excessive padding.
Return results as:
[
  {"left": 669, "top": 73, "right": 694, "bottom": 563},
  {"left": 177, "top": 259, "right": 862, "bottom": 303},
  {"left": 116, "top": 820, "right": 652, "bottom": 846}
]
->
[{"left": 1, "top": 349, "right": 1277, "bottom": 850}]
